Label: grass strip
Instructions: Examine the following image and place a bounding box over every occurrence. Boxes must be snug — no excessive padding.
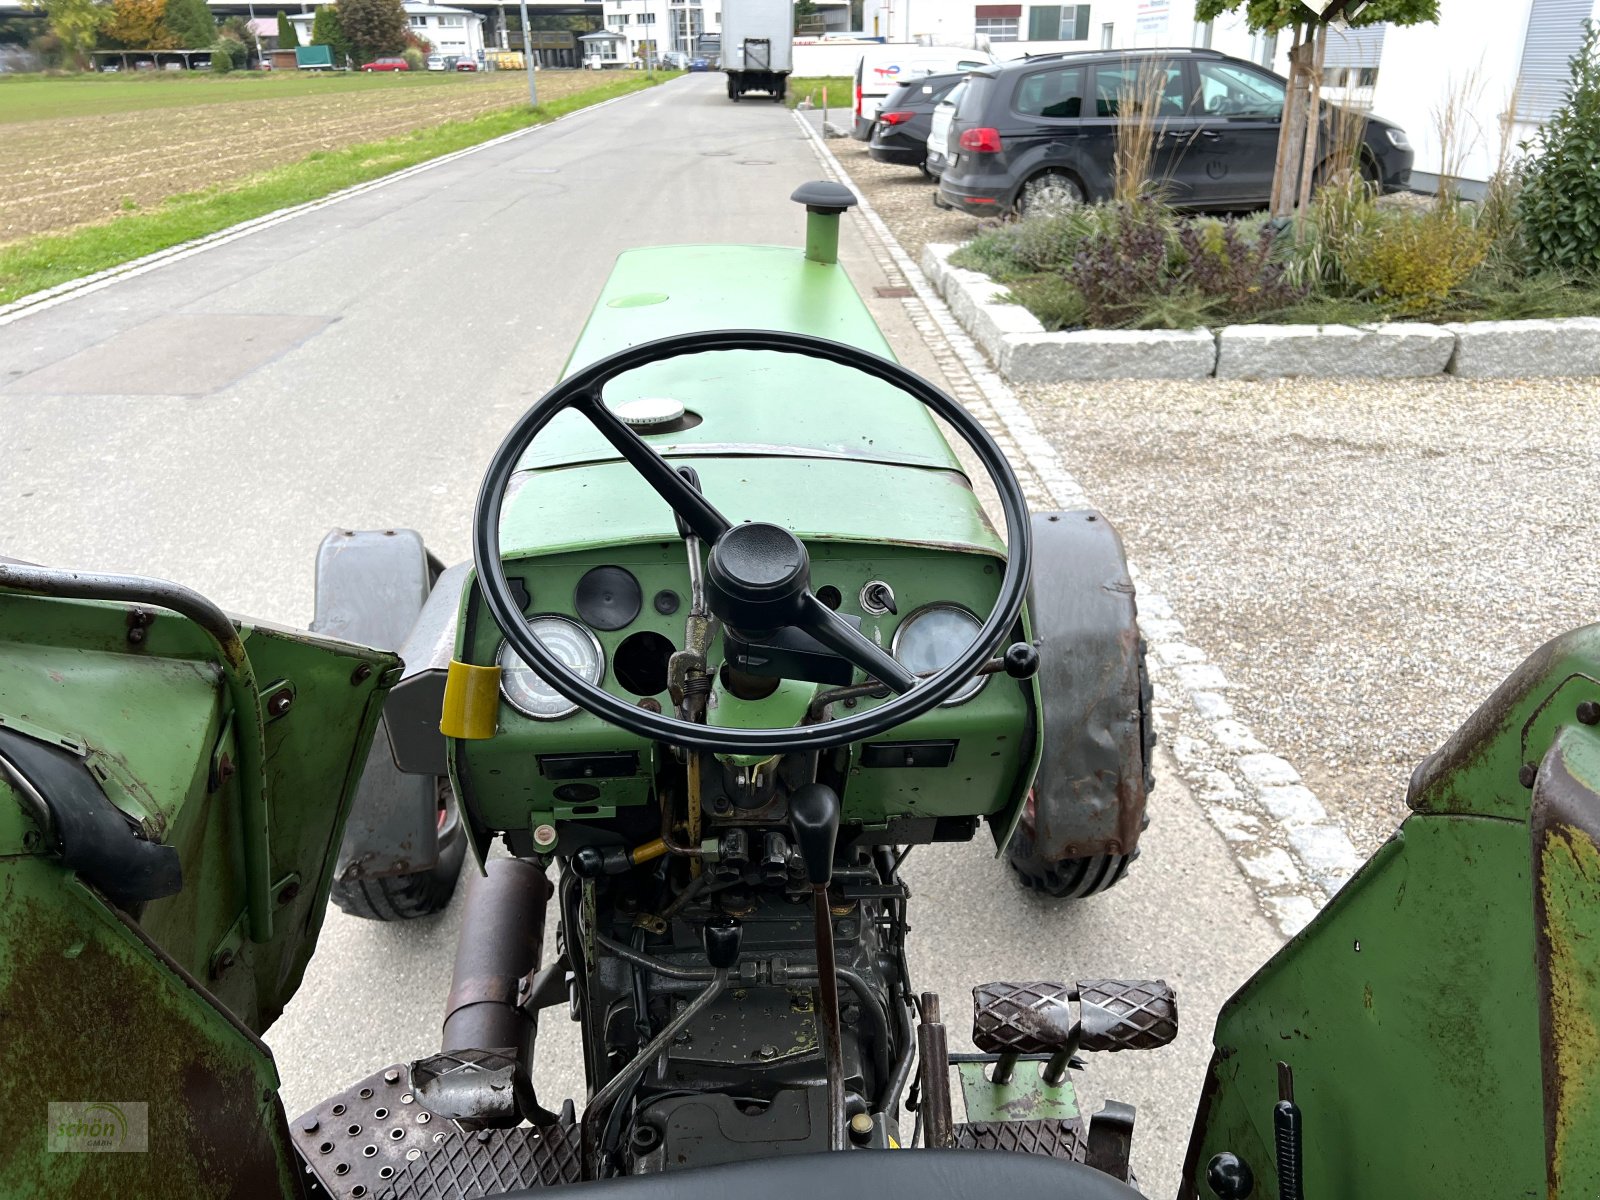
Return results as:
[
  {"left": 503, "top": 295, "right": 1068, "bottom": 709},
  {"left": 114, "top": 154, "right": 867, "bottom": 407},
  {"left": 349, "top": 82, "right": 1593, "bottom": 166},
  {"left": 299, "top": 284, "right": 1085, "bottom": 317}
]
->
[
  {"left": 785, "top": 76, "right": 851, "bottom": 110},
  {"left": 0, "top": 72, "right": 674, "bottom": 306}
]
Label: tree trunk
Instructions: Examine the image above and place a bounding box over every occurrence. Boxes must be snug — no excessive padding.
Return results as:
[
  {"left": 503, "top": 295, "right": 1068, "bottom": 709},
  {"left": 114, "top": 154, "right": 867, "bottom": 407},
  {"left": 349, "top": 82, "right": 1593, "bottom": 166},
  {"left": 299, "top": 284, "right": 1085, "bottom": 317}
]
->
[
  {"left": 1295, "top": 25, "right": 1329, "bottom": 212},
  {"left": 1270, "top": 26, "right": 1313, "bottom": 219}
]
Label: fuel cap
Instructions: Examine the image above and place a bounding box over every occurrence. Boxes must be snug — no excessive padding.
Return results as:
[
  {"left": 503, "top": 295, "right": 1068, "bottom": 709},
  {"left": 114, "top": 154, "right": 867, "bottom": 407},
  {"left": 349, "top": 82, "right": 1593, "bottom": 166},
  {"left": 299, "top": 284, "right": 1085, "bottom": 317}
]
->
[{"left": 612, "top": 396, "right": 684, "bottom": 431}]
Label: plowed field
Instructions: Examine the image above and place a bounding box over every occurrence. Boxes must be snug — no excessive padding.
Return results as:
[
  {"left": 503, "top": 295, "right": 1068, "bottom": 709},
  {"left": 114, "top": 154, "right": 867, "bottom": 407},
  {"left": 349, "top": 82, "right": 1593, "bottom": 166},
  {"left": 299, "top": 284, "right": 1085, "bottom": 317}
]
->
[{"left": 0, "top": 72, "right": 605, "bottom": 243}]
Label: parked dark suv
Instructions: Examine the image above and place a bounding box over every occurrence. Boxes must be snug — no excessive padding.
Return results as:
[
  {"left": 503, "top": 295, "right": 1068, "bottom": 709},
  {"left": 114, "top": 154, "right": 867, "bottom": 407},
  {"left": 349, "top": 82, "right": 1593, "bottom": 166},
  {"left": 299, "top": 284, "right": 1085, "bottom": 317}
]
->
[
  {"left": 868, "top": 71, "right": 967, "bottom": 173},
  {"left": 936, "top": 48, "right": 1413, "bottom": 216}
]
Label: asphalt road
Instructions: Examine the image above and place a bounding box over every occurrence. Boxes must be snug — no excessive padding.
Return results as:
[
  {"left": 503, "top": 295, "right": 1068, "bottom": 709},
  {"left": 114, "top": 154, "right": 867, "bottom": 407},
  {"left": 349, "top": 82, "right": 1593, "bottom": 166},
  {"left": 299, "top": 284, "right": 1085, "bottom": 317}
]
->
[{"left": 0, "top": 73, "right": 1281, "bottom": 1198}]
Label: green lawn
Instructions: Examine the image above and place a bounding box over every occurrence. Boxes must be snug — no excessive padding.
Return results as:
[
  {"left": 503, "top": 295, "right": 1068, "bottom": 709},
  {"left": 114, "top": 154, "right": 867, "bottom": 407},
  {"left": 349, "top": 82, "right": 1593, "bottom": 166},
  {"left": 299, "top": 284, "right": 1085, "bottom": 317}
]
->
[
  {"left": 785, "top": 76, "right": 851, "bottom": 110},
  {"left": 0, "top": 70, "right": 491, "bottom": 124},
  {"left": 0, "top": 72, "right": 676, "bottom": 305}
]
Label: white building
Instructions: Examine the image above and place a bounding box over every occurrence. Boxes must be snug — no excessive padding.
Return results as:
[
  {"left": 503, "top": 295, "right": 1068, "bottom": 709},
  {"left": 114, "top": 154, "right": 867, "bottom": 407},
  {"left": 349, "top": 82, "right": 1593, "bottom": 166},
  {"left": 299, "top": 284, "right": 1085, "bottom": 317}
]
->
[
  {"left": 288, "top": 1, "right": 488, "bottom": 62},
  {"left": 600, "top": 0, "right": 708, "bottom": 60},
  {"left": 1368, "top": 0, "right": 1600, "bottom": 193}
]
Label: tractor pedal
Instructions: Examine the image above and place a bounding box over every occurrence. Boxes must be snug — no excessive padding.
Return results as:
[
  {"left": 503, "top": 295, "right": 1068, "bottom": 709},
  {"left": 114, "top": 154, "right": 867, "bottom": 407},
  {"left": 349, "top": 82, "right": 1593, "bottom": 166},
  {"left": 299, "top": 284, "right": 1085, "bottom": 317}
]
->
[
  {"left": 1077, "top": 979, "right": 1177, "bottom": 1053},
  {"left": 971, "top": 981, "right": 1075, "bottom": 1055},
  {"left": 971, "top": 979, "right": 1177, "bottom": 1056},
  {"left": 953, "top": 1117, "right": 1087, "bottom": 1161}
]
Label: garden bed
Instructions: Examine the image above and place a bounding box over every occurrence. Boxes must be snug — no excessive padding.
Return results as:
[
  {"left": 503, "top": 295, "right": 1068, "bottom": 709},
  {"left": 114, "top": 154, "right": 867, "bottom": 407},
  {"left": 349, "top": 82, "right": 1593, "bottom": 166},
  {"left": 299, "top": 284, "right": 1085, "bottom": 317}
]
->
[{"left": 923, "top": 242, "right": 1600, "bottom": 380}]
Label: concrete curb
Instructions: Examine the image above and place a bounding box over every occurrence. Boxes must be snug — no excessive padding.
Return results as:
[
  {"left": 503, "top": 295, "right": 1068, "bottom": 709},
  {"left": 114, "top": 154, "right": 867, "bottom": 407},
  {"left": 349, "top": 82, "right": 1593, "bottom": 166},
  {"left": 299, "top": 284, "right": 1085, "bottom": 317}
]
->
[
  {"left": 803, "top": 115, "right": 1354, "bottom": 938},
  {"left": 923, "top": 244, "right": 1600, "bottom": 383}
]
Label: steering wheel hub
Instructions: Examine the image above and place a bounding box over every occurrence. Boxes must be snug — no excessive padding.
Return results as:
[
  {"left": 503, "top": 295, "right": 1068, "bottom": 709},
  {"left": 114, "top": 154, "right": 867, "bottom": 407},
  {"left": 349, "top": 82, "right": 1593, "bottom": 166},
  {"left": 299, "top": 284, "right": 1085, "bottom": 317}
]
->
[{"left": 706, "top": 522, "right": 811, "bottom": 634}]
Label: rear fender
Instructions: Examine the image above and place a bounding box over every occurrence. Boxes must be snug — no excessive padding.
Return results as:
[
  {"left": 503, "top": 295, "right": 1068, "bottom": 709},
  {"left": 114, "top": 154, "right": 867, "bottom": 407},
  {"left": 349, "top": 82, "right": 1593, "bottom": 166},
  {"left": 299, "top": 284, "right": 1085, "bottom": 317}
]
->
[{"left": 1022, "top": 509, "right": 1148, "bottom": 861}]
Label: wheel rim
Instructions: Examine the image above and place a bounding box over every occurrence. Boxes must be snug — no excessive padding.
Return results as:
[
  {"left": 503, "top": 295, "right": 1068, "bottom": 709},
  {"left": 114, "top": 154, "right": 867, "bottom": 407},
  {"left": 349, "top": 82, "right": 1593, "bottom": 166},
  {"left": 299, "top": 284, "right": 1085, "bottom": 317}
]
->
[{"left": 1022, "top": 175, "right": 1082, "bottom": 217}]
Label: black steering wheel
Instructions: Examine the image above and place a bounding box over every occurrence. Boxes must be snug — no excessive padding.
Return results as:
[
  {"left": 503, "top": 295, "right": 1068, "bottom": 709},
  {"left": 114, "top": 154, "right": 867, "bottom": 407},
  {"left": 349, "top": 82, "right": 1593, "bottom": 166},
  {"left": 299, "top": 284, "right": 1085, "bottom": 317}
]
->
[{"left": 471, "top": 329, "right": 1032, "bottom": 755}]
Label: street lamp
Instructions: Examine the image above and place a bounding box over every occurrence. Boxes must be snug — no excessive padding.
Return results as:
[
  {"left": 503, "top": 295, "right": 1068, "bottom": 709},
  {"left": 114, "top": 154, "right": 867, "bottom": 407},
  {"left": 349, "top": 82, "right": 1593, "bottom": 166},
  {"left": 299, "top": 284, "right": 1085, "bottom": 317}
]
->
[{"left": 518, "top": 0, "right": 537, "bottom": 104}]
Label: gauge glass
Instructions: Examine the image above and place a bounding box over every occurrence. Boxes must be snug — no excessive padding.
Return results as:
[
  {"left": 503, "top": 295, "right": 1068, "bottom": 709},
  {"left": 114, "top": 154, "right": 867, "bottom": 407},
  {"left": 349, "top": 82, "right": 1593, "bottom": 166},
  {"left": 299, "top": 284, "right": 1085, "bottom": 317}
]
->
[
  {"left": 890, "top": 603, "right": 987, "bottom": 705},
  {"left": 497, "top": 615, "right": 605, "bottom": 720}
]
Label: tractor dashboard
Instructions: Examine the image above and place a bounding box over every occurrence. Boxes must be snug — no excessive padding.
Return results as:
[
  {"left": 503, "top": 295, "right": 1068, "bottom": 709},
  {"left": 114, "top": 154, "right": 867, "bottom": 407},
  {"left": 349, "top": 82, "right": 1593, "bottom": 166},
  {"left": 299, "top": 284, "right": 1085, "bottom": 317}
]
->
[{"left": 451, "top": 528, "right": 1038, "bottom": 844}]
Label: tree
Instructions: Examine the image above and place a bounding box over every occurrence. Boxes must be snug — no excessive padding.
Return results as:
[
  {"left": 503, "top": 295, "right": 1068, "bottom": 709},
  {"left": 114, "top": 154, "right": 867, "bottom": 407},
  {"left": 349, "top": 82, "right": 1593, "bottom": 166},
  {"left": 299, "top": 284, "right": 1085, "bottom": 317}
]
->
[
  {"left": 105, "top": 0, "right": 178, "bottom": 48},
  {"left": 1194, "top": 0, "right": 1439, "bottom": 215},
  {"left": 336, "top": 0, "right": 406, "bottom": 65},
  {"left": 163, "top": 0, "right": 215, "bottom": 47},
  {"left": 276, "top": 8, "right": 297, "bottom": 47},
  {"left": 21, "top": 0, "right": 103, "bottom": 68},
  {"left": 311, "top": 4, "right": 351, "bottom": 65}
]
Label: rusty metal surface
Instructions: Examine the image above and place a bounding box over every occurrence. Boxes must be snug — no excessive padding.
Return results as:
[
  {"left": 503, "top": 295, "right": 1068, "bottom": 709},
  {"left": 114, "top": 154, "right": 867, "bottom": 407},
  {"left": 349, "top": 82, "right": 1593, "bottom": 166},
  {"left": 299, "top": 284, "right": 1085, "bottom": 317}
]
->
[
  {"left": 1077, "top": 979, "right": 1178, "bottom": 1054},
  {"left": 292, "top": 1065, "right": 583, "bottom": 1200},
  {"left": 953, "top": 1118, "right": 1088, "bottom": 1161},
  {"left": 1529, "top": 729, "right": 1600, "bottom": 1197},
  {"left": 971, "top": 981, "right": 1075, "bottom": 1055},
  {"left": 1018, "top": 510, "right": 1150, "bottom": 862},
  {"left": 0, "top": 868, "right": 299, "bottom": 1198}
]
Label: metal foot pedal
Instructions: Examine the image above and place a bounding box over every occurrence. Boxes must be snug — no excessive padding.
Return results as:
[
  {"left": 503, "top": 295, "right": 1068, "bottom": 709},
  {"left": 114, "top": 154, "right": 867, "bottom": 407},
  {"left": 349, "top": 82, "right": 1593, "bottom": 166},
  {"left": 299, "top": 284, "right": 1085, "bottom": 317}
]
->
[
  {"left": 954, "top": 1118, "right": 1087, "bottom": 1161},
  {"left": 973, "top": 979, "right": 1177, "bottom": 1055},
  {"left": 291, "top": 1065, "right": 581, "bottom": 1200}
]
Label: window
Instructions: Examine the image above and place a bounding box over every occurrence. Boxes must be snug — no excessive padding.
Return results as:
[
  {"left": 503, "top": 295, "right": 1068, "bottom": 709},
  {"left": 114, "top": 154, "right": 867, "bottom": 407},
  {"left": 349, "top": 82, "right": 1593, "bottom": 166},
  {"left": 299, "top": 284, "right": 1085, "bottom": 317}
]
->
[
  {"left": 408, "top": 16, "right": 427, "bottom": 28},
  {"left": 1195, "top": 61, "right": 1284, "bottom": 119},
  {"left": 976, "top": 16, "right": 1019, "bottom": 40},
  {"left": 1092, "top": 60, "right": 1186, "bottom": 119},
  {"left": 1026, "top": 4, "right": 1089, "bottom": 41},
  {"left": 1100, "top": 22, "right": 1112, "bottom": 49},
  {"left": 1356, "top": 66, "right": 1377, "bottom": 87},
  {"left": 438, "top": 15, "right": 464, "bottom": 27},
  {"left": 1254, "top": 30, "right": 1277, "bottom": 68},
  {"left": 637, "top": 13, "right": 656, "bottom": 24},
  {"left": 1014, "top": 64, "right": 1084, "bottom": 117},
  {"left": 615, "top": 14, "right": 628, "bottom": 23},
  {"left": 1194, "top": 20, "right": 1212, "bottom": 49},
  {"left": 1321, "top": 66, "right": 1347, "bottom": 88}
]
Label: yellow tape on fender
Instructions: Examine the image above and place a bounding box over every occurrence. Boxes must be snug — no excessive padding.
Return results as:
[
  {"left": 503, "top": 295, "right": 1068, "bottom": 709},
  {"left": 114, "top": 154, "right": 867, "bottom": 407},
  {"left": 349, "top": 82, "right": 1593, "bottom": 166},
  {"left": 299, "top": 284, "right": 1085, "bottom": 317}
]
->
[{"left": 440, "top": 660, "right": 501, "bottom": 740}]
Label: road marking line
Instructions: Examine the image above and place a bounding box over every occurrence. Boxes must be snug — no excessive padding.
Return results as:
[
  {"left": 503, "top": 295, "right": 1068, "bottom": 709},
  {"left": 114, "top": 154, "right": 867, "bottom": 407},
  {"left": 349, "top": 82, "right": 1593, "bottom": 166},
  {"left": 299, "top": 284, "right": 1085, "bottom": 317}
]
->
[
  {"left": 794, "top": 109, "right": 1353, "bottom": 937},
  {"left": 0, "top": 86, "right": 665, "bottom": 329}
]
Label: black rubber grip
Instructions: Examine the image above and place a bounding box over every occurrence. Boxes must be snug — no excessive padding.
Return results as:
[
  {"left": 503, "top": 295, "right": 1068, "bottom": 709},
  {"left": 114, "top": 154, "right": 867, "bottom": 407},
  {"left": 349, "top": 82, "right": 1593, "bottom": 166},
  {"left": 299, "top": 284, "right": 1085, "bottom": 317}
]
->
[{"left": 1077, "top": 979, "right": 1178, "bottom": 1053}]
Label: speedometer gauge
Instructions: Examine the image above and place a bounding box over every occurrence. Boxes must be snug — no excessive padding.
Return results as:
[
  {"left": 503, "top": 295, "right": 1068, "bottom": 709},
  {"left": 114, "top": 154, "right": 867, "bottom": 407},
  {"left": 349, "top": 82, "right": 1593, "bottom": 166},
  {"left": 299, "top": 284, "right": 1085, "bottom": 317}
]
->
[
  {"left": 890, "top": 603, "right": 987, "bottom": 706},
  {"left": 497, "top": 615, "right": 605, "bottom": 720}
]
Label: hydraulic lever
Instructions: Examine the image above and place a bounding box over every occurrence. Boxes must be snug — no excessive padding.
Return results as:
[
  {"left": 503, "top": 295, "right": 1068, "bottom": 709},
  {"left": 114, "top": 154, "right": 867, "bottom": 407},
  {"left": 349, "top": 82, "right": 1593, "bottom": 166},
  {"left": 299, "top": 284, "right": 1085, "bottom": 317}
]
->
[{"left": 789, "top": 782, "right": 848, "bottom": 1151}]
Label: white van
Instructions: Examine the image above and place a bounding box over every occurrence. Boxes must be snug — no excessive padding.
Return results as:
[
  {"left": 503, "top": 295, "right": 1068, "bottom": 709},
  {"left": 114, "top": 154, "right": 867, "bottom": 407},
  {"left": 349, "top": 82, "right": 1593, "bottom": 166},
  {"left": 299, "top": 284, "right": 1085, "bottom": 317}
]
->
[{"left": 852, "top": 44, "right": 994, "bottom": 140}]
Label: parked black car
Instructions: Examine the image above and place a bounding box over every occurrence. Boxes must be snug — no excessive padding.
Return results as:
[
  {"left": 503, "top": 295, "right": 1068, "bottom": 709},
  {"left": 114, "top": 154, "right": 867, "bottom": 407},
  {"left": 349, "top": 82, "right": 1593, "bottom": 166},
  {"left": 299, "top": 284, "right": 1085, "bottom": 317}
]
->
[
  {"left": 868, "top": 71, "right": 967, "bottom": 174},
  {"left": 936, "top": 48, "right": 1413, "bottom": 217}
]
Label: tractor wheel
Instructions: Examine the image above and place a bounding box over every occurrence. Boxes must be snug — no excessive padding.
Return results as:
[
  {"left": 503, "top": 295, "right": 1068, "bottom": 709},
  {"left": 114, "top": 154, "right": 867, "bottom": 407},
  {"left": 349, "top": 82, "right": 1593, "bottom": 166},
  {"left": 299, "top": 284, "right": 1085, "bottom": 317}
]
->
[
  {"left": 1007, "top": 643, "right": 1154, "bottom": 900},
  {"left": 330, "top": 786, "right": 466, "bottom": 920}
]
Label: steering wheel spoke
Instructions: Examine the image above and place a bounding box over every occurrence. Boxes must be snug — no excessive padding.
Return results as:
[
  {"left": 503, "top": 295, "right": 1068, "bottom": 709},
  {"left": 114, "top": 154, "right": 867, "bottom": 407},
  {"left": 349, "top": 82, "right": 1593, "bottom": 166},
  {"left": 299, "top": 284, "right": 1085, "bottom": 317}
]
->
[
  {"left": 576, "top": 388, "right": 731, "bottom": 544},
  {"left": 798, "top": 593, "right": 917, "bottom": 694}
]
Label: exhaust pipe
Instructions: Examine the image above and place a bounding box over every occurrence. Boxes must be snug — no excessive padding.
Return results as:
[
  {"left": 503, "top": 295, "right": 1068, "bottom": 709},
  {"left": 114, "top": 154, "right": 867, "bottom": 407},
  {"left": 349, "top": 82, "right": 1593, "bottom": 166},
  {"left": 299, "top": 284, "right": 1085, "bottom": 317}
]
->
[{"left": 414, "top": 857, "right": 551, "bottom": 1128}]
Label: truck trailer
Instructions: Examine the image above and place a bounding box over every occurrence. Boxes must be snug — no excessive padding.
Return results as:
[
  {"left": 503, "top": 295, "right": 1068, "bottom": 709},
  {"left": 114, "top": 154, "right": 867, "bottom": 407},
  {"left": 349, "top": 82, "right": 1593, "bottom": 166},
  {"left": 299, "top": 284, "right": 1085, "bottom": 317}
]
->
[{"left": 720, "top": 0, "right": 791, "bottom": 101}]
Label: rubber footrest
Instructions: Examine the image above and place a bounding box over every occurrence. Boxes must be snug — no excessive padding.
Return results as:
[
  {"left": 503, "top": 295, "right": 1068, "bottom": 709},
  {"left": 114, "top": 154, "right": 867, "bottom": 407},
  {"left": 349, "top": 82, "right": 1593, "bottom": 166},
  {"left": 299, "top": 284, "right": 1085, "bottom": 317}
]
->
[{"left": 953, "top": 1118, "right": 1088, "bottom": 1162}]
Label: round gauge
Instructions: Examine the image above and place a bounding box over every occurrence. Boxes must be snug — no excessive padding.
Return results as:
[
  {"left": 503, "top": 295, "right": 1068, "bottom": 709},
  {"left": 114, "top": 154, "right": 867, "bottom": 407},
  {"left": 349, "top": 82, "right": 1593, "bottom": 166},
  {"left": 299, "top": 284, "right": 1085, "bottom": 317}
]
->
[
  {"left": 497, "top": 615, "right": 606, "bottom": 720},
  {"left": 890, "top": 603, "right": 988, "bottom": 706}
]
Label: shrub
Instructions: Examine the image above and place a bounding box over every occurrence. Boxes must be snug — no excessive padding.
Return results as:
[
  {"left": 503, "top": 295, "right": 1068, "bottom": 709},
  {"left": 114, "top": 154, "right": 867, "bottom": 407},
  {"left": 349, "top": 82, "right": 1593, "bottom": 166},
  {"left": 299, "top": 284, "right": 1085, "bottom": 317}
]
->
[
  {"left": 1007, "top": 275, "right": 1087, "bottom": 331},
  {"left": 1176, "top": 218, "right": 1307, "bottom": 318},
  {"left": 1518, "top": 21, "right": 1600, "bottom": 276},
  {"left": 1342, "top": 207, "right": 1490, "bottom": 315},
  {"left": 310, "top": 5, "right": 351, "bottom": 65},
  {"left": 1068, "top": 198, "right": 1178, "bottom": 327},
  {"left": 402, "top": 45, "right": 424, "bottom": 70},
  {"left": 209, "top": 39, "right": 232, "bottom": 71}
]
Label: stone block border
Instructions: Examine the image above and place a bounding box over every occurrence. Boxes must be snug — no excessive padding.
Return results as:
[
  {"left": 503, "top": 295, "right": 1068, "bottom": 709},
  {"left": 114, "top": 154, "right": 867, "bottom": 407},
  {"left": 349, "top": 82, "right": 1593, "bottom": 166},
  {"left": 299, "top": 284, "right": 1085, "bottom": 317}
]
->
[{"left": 922, "top": 243, "right": 1600, "bottom": 383}]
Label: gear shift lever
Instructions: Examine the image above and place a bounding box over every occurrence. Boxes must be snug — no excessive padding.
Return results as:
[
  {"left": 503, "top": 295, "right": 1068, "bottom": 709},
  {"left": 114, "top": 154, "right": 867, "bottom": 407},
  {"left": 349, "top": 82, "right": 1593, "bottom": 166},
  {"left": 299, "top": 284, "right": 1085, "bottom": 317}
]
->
[{"left": 788, "top": 783, "right": 847, "bottom": 1151}]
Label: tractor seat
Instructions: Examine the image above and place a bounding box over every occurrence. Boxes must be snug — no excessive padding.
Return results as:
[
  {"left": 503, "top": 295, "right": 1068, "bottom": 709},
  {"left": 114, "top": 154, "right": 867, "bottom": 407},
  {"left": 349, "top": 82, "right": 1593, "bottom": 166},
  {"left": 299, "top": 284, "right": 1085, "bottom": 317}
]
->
[{"left": 526, "top": 1149, "right": 1143, "bottom": 1200}]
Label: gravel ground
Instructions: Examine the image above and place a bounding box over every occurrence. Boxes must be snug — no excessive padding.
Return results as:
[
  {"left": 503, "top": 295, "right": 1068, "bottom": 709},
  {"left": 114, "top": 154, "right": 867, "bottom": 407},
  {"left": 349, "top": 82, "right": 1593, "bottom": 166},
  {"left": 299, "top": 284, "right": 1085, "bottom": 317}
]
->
[
  {"left": 1022, "top": 376, "right": 1600, "bottom": 852},
  {"left": 819, "top": 122, "right": 1600, "bottom": 852},
  {"left": 821, "top": 133, "right": 978, "bottom": 263}
]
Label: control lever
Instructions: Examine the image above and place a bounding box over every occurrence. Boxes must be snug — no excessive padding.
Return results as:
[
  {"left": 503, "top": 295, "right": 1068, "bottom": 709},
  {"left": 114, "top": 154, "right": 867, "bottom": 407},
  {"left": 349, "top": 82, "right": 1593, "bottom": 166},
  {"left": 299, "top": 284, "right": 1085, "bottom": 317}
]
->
[{"left": 788, "top": 782, "right": 848, "bottom": 1152}]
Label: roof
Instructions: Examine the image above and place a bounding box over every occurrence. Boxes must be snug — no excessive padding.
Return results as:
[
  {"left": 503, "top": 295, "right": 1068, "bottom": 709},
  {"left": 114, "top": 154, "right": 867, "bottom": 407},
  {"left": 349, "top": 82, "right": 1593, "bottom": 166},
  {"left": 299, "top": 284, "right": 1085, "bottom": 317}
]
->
[
  {"left": 401, "top": 2, "right": 477, "bottom": 13},
  {"left": 580, "top": 29, "right": 625, "bottom": 40}
]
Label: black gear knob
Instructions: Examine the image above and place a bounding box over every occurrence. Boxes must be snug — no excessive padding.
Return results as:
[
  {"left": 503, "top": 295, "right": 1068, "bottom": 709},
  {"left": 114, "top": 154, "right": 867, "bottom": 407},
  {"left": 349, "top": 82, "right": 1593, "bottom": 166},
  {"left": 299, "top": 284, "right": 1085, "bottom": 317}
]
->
[
  {"left": 1003, "top": 642, "right": 1040, "bottom": 679},
  {"left": 787, "top": 782, "right": 841, "bottom": 887}
]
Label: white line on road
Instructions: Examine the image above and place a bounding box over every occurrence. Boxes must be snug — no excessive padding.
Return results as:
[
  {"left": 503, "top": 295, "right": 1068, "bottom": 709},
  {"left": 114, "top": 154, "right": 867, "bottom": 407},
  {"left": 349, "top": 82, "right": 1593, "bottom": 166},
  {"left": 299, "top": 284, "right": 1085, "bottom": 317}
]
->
[
  {"left": 793, "top": 110, "right": 1357, "bottom": 937},
  {"left": 0, "top": 86, "right": 667, "bottom": 329}
]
